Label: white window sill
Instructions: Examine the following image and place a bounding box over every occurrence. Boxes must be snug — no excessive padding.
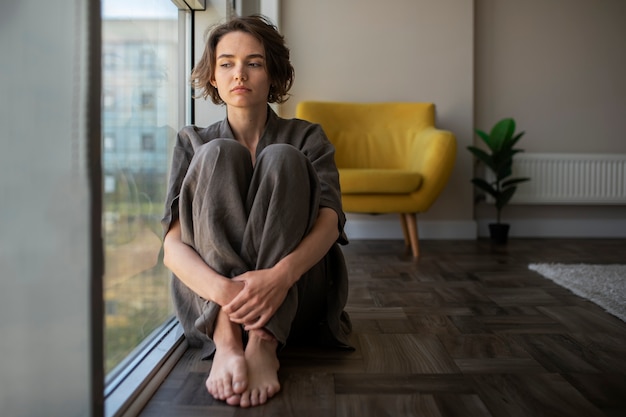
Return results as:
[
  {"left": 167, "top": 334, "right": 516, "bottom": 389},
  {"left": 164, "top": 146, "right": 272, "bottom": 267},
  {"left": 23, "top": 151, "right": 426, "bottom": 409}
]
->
[{"left": 105, "top": 317, "right": 187, "bottom": 417}]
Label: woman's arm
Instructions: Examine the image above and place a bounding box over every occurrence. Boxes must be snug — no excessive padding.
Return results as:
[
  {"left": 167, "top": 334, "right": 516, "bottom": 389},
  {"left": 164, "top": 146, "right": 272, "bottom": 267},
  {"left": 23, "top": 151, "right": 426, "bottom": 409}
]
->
[
  {"left": 275, "top": 207, "right": 339, "bottom": 284},
  {"left": 163, "top": 219, "right": 243, "bottom": 306},
  {"left": 223, "top": 207, "right": 339, "bottom": 329}
]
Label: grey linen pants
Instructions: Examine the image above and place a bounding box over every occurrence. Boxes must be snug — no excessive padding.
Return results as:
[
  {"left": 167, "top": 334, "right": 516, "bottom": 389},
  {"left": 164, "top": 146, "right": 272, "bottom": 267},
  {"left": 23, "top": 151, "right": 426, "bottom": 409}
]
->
[{"left": 173, "top": 139, "right": 330, "bottom": 358}]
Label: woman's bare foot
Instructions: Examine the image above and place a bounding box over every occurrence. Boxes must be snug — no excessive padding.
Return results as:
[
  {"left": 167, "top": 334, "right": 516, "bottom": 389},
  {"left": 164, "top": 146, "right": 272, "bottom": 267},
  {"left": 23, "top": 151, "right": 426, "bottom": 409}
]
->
[
  {"left": 206, "top": 311, "right": 248, "bottom": 405},
  {"left": 239, "top": 329, "right": 281, "bottom": 408},
  {"left": 205, "top": 344, "right": 248, "bottom": 405}
]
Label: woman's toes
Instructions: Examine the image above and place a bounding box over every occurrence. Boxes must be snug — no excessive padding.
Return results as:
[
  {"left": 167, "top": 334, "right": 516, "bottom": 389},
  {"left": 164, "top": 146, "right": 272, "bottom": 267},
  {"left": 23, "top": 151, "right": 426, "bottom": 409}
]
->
[
  {"left": 205, "top": 379, "right": 216, "bottom": 398},
  {"left": 226, "top": 394, "right": 241, "bottom": 406},
  {"left": 219, "top": 381, "right": 228, "bottom": 399},
  {"left": 232, "top": 371, "right": 247, "bottom": 395},
  {"left": 239, "top": 391, "right": 251, "bottom": 408},
  {"left": 249, "top": 388, "right": 260, "bottom": 407}
]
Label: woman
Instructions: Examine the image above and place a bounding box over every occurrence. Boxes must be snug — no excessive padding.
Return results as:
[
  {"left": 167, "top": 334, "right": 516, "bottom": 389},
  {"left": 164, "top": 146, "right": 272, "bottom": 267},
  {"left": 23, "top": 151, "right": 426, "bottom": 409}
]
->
[{"left": 161, "top": 15, "right": 352, "bottom": 408}]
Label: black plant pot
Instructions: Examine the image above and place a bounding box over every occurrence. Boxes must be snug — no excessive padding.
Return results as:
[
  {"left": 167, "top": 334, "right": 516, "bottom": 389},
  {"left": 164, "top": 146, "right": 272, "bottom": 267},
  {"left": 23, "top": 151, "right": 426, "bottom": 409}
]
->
[{"left": 489, "top": 223, "right": 510, "bottom": 245}]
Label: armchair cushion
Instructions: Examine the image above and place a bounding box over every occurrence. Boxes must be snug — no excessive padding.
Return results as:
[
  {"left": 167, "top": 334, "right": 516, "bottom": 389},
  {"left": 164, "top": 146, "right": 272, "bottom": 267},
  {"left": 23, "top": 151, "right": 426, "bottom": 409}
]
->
[{"left": 340, "top": 169, "right": 423, "bottom": 194}]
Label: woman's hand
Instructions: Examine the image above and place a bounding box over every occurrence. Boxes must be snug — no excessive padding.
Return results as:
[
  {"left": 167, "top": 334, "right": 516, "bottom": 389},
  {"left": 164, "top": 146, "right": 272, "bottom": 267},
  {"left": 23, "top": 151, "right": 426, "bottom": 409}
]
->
[
  {"left": 222, "top": 208, "right": 339, "bottom": 330},
  {"left": 222, "top": 267, "right": 295, "bottom": 330}
]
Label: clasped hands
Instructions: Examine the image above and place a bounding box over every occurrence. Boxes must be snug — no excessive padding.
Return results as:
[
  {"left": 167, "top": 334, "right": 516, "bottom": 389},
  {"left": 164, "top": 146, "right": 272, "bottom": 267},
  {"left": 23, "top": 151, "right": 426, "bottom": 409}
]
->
[{"left": 219, "top": 267, "right": 293, "bottom": 331}]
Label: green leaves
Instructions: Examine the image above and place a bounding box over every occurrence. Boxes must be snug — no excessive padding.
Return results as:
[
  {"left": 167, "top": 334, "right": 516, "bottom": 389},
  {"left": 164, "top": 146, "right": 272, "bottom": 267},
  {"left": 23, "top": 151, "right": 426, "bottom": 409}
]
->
[
  {"left": 467, "top": 118, "right": 530, "bottom": 224},
  {"left": 476, "top": 118, "right": 523, "bottom": 151}
]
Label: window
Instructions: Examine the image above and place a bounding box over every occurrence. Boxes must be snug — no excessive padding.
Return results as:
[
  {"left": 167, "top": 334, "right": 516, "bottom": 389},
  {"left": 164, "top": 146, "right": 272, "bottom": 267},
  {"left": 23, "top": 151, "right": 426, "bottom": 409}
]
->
[
  {"left": 104, "top": 52, "right": 117, "bottom": 69},
  {"left": 103, "top": 90, "right": 116, "bottom": 110},
  {"left": 140, "top": 49, "right": 157, "bottom": 69},
  {"left": 141, "top": 133, "right": 156, "bottom": 151},
  {"left": 102, "top": 0, "right": 181, "bottom": 377},
  {"left": 141, "top": 91, "right": 156, "bottom": 109},
  {"left": 104, "top": 133, "right": 116, "bottom": 151}
]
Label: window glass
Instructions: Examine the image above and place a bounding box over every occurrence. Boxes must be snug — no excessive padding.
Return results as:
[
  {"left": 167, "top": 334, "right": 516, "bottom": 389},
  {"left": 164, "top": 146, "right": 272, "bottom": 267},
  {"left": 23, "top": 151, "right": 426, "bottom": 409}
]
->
[{"left": 102, "top": 0, "right": 180, "bottom": 374}]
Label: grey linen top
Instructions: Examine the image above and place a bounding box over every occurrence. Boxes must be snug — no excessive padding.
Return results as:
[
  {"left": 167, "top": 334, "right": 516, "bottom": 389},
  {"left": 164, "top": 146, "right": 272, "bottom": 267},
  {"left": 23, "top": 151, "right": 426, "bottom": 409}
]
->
[
  {"left": 162, "top": 107, "right": 347, "bottom": 243},
  {"left": 161, "top": 107, "right": 353, "bottom": 348}
]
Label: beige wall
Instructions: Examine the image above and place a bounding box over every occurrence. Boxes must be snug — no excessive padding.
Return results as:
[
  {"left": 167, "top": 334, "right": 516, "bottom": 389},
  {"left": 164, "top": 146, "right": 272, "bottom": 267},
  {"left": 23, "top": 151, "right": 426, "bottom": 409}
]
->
[
  {"left": 476, "top": 0, "right": 626, "bottom": 153},
  {"left": 279, "top": 0, "right": 626, "bottom": 238}
]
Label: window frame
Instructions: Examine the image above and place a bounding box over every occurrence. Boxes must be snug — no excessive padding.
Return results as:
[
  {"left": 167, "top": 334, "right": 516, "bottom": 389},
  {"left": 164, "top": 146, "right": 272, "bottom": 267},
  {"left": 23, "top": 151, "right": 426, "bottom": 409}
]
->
[{"left": 104, "top": 318, "right": 187, "bottom": 417}]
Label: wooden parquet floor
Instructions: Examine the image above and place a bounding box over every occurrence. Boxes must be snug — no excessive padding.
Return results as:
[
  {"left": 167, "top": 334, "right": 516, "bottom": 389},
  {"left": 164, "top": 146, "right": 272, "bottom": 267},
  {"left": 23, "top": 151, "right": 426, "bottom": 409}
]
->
[{"left": 140, "top": 239, "right": 626, "bottom": 417}]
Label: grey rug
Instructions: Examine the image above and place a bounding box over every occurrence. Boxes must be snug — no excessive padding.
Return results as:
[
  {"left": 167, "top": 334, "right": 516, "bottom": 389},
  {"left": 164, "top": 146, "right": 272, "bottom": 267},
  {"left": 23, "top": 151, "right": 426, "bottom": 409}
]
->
[{"left": 529, "top": 263, "right": 626, "bottom": 322}]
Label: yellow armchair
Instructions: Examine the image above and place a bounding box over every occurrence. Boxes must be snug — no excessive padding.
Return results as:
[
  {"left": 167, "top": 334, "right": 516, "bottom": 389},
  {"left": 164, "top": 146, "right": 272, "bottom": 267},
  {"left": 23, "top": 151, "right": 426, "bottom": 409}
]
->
[{"left": 296, "top": 101, "right": 457, "bottom": 257}]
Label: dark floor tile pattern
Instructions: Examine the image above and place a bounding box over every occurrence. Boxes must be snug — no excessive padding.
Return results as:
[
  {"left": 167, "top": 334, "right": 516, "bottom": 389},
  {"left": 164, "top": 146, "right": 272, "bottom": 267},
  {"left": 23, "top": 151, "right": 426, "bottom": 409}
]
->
[{"left": 140, "top": 239, "right": 626, "bottom": 416}]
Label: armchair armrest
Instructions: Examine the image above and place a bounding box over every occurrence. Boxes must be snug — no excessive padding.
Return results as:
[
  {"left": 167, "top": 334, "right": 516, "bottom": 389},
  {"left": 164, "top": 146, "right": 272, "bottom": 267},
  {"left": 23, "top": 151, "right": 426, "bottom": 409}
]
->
[{"left": 408, "top": 127, "right": 457, "bottom": 211}]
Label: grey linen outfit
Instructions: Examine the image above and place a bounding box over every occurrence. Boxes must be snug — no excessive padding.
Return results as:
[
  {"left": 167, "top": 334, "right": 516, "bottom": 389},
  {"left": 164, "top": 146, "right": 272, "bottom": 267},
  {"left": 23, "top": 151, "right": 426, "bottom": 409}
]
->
[{"left": 161, "top": 107, "right": 352, "bottom": 358}]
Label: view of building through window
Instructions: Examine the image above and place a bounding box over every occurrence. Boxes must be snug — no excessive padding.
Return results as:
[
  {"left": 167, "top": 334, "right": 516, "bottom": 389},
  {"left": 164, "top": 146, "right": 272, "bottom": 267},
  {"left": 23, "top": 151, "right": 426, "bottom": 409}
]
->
[{"left": 102, "top": 0, "right": 180, "bottom": 373}]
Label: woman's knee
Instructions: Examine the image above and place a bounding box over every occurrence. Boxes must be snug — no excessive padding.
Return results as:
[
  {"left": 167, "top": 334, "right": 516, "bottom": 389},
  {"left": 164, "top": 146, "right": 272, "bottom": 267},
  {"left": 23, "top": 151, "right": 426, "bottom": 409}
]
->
[
  {"left": 256, "top": 144, "right": 306, "bottom": 171},
  {"left": 190, "top": 139, "right": 252, "bottom": 174}
]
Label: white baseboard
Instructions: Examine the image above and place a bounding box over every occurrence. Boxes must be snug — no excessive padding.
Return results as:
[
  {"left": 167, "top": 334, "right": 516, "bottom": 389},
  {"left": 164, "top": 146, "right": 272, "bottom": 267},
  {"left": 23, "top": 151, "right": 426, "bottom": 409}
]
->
[
  {"left": 344, "top": 215, "right": 626, "bottom": 240},
  {"left": 344, "top": 214, "right": 477, "bottom": 240},
  {"left": 477, "top": 218, "right": 626, "bottom": 238}
]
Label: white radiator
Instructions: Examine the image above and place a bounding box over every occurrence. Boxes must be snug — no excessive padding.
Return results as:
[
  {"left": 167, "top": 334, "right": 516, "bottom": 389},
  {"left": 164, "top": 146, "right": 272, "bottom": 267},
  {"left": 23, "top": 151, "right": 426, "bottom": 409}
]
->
[{"left": 488, "top": 153, "right": 626, "bottom": 205}]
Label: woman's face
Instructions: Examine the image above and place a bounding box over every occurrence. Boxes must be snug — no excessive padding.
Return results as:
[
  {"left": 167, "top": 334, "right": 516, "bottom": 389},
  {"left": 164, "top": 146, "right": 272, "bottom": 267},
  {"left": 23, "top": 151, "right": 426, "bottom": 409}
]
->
[{"left": 211, "top": 31, "right": 271, "bottom": 111}]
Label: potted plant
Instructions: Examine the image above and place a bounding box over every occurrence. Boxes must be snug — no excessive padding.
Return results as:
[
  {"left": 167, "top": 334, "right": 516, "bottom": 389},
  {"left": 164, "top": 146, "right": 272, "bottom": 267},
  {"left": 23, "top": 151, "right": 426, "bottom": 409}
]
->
[{"left": 467, "top": 117, "right": 530, "bottom": 244}]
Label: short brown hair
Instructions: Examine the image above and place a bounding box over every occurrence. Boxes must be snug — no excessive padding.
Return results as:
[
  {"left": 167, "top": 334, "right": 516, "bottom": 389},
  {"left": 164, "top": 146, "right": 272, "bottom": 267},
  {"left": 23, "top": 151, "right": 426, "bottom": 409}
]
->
[{"left": 191, "top": 15, "right": 295, "bottom": 105}]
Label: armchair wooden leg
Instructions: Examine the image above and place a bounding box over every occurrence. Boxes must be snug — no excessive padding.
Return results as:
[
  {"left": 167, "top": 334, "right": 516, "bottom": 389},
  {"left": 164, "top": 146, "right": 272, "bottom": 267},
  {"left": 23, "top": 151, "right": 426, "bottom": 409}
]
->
[
  {"left": 399, "top": 213, "right": 410, "bottom": 248},
  {"left": 404, "top": 213, "right": 419, "bottom": 257}
]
